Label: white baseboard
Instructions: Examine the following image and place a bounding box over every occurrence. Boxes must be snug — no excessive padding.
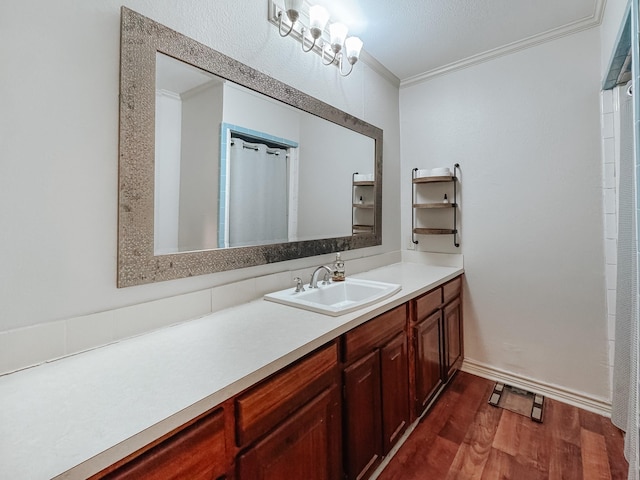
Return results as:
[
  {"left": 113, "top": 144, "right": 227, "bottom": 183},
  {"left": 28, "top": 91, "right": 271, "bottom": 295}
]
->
[{"left": 461, "top": 358, "right": 612, "bottom": 417}]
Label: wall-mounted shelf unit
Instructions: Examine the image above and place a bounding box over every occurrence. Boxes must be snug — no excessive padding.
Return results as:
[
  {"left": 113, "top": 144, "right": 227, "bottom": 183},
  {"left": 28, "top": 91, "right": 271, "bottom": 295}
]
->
[
  {"left": 353, "top": 172, "right": 375, "bottom": 235},
  {"left": 411, "top": 164, "right": 460, "bottom": 247}
]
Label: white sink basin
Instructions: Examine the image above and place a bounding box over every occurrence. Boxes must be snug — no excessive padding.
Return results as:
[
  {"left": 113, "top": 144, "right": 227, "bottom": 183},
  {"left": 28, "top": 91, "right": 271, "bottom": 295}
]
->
[{"left": 264, "top": 278, "right": 402, "bottom": 316}]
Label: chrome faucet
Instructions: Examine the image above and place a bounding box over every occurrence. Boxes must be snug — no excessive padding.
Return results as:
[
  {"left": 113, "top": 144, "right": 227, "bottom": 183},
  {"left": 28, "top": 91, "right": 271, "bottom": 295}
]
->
[
  {"left": 293, "top": 277, "right": 305, "bottom": 293},
  {"left": 309, "top": 265, "right": 333, "bottom": 288}
]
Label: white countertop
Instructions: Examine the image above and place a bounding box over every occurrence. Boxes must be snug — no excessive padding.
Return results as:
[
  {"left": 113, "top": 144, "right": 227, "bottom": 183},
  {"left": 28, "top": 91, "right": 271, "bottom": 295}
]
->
[{"left": 0, "top": 262, "right": 462, "bottom": 479}]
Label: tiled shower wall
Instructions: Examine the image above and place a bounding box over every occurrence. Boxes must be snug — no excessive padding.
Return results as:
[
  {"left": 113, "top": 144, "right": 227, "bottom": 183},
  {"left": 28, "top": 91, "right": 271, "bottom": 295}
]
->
[{"left": 601, "top": 87, "right": 620, "bottom": 393}]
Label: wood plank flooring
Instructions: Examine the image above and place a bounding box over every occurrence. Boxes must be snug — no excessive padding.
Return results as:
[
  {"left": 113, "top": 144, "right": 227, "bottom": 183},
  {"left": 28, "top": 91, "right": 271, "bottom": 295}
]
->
[{"left": 378, "top": 372, "right": 628, "bottom": 480}]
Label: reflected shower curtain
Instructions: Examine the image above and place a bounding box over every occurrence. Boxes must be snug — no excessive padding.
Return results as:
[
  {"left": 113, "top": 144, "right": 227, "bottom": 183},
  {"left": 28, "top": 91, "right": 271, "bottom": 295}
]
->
[
  {"left": 612, "top": 84, "right": 639, "bottom": 479},
  {"left": 228, "top": 139, "right": 288, "bottom": 247}
]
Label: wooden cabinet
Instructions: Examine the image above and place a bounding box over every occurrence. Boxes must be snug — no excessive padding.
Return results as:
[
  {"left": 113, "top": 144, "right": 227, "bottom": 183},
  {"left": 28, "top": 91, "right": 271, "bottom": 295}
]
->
[
  {"left": 443, "top": 276, "right": 463, "bottom": 381},
  {"left": 380, "top": 333, "right": 409, "bottom": 454},
  {"left": 342, "top": 304, "right": 406, "bottom": 362},
  {"left": 342, "top": 305, "right": 409, "bottom": 480},
  {"left": 237, "top": 385, "right": 341, "bottom": 480},
  {"left": 95, "top": 407, "right": 229, "bottom": 480},
  {"left": 410, "top": 275, "right": 464, "bottom": 418},
  {"left": 443, "top": 275, "right": 461, "bottom": 305},
  {"left": 413, "top": 310, "right": 443, "bottom": 414},
  {"left": 444, "top": 296, "right": 463, "bottom": 380},
  {"left": 343, "top": 350, "right": 382, "bottom": 480},
  {"left": 235, "top": 343, "right": 340, "bottom": 480},
  {"left": 235, "top": 343, "right": 338, "bottom": 447}
]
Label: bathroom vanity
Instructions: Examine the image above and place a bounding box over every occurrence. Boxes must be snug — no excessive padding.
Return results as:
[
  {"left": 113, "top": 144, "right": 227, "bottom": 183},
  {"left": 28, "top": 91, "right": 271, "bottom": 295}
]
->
[
  {"left": 86, "top": 266, "right": 464, "bottom": 480},
  {"left": 0, "top": 262, "right": 463, "bottom": 479}
]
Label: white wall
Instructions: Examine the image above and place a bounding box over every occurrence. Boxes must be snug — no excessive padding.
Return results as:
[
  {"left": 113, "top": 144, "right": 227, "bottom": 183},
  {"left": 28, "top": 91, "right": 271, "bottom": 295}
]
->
[
  {"left": 154, "top": 91, "right": 182, "bottom": 253},
  {"left": 0, "top": 1, "right": 400, "bottom": 333},
  {"left": 223, "top": 83, "right": 302, "bottom": 140},
  {"left": 297, "top": 116, "right": 374, "bottom": 239},
  {"left": 178, "top": 84, "right": 222, "bottom": 251},
  {"left": 401, "top": 27, "right": 610, "bottom": 400}
]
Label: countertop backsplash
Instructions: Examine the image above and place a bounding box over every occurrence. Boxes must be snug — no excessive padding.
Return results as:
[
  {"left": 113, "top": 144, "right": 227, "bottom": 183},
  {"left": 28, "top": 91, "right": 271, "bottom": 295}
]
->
[{"left": 0, "top": 251, "right": 462, "bottom": 376}]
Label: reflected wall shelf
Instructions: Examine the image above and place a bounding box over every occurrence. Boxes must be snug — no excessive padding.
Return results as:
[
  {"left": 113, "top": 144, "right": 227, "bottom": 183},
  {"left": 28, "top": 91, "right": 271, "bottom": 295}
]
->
[
  {"left": 352, "top": 173, "right": 375, "bottom": 235},
  {"left": 411, "top": 164, "right": 460, "bottom": 247},
  {"left": 413, "top": 228, "right": 457, "bottom": 235},
  {"left": 413, "top": 203, "right": 456, "bottom": 209}
]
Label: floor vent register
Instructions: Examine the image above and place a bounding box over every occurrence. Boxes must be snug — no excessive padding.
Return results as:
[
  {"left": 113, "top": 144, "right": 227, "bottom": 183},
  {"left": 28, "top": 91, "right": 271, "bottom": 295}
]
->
[{"left": 488, "top": 382, "right": 544, "bottom": 423}]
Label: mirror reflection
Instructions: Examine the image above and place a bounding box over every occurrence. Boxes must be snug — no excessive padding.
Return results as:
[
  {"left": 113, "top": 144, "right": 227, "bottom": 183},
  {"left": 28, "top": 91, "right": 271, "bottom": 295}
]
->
[
  {"left": 154, "top": 53, "right": 375, "bottom": 255},
  {"left": 118, "top": 7, "right": 383, "bottom": 287}
]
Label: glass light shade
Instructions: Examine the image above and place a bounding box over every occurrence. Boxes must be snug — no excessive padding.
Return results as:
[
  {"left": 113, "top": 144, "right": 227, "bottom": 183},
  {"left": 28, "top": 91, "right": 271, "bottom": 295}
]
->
[
  {"left": 329, "top": 23, "right": 348, "bottom": 52},
  {"left": 344, "top": 36, "right": 363, "bottom": 63},
  {"left": 308, "top": 5, "right": 330, "bottom": 38},
  {"left": 284, "top": 0, "right": 303, "bottom": 22}
]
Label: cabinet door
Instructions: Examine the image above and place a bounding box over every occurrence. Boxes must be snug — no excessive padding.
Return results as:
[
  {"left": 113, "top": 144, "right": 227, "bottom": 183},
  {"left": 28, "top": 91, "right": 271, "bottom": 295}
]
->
[
  {"left": 237, "top": 385, "right": 341, "bottom": 480},
  {"left": 444, "top": 296, "right": 462, "bottom": 380},
  {"left": 343, "top": 350, "right": 382, "bottom": 480},
  {"left": 380, "top": 333, "right": 409, "bottom": 455},
  {"left": 235, "top": 342, "right": 338, "bottom": 447},
  {"left": 414, "top": 310, "right": 442, "bottom": 416},
  {"left": 101, "top": 408, "right": 227, "bottom": 480}
]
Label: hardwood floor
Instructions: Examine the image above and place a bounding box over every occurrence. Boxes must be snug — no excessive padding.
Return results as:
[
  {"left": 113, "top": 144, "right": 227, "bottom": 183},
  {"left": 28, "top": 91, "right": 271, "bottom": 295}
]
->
[{"left": 378, "top": 372, "right": 628, "bottom": 480}]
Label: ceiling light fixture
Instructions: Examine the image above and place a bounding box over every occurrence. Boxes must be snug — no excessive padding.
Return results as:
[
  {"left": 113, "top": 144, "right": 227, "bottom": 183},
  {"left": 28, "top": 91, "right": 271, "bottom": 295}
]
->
[{"left": 269, "top": 0, "right": 363, "bottom": 77}]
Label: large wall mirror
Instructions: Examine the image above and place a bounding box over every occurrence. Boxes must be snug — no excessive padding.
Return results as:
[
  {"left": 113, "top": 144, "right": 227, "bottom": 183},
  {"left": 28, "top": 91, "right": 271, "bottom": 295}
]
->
[{"left": 118, "top": 7, "right": 382, "bottom": 287}]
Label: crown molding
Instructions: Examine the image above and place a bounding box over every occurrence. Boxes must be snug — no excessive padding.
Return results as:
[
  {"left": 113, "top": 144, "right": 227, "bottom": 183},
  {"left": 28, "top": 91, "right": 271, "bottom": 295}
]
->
[
  {"left": 360, "top": 50, "right": 401, "bottom": 87},
  {"left": 156, "top": 89, "right": 181, "bottom": 100},
  {"left": 400, "top": 0, "right": 607, "bottom": 88}
]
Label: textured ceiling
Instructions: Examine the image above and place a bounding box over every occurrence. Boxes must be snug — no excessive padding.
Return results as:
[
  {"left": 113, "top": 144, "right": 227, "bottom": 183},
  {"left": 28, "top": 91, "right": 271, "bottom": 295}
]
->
[{"left": 310, "top": 0, "right": 602, "bottom": 83}]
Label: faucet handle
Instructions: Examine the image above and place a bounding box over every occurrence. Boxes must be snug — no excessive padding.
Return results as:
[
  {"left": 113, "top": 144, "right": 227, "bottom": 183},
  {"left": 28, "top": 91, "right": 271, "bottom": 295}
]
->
[
  {"left": 322, "top": 272, "right": 331, "bottom": 285},
  {"left": 293, "top": 277, "right": 305, "bottom": 293}
]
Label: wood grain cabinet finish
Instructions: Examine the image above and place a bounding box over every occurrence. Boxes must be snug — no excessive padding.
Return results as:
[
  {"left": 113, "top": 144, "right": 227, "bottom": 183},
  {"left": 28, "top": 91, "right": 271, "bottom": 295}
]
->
[
  {"left": 342, "top": 305, "right": 410, "bottom": 480},
  {"left": 235, "top": 342, "right": 341, "bottom": 479},
  {"left": 410, "top": 275, "right": 464, "bottom": 418},
  {"left": 444, "top": 296, "right": 463, "bottom": 381},
  {"left": 380, "top": 333, "right": 409, "bottom": 455},
  {"left": 235, "top": 342, "right": 338, "bottom": 447},
  {"left": 414, "top": 287, "right": 442, "bottom": 321},
  {"left": 413, "top": 310, "right": 443, "bottom": 415},
  {"left": 342, "top": 304, "right": 407, "bottom": 363},
  {"left": 443, "top": 276, "right": 461, "bottom": 305},
  {"left": 343, "top": 350, "right": 383, "bottom": 480},
  {"left": 237, "top": 385, "right": 341, "bottom": 480},
  {"left": 96, "top": 407, "right": 228, "bottom": 480}
]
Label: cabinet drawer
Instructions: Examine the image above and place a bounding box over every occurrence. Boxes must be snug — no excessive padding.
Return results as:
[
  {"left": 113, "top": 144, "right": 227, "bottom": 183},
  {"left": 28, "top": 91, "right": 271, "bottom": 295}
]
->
[
  {"left": 414, "top": 288, "right": 442, "bottom": 322},
  {"left": 235, "top": 342, "right": 338, "bottom": 447},
  {"left": 443, "top": 276, "right": 461, "bottom": 304},
  {"left": 343, "top": 304, "right": 407, "bottom": 363},
  {"left": 237, "top": 385, "right": 341, "bottom": 480},
  {"left": 100, "top": 408, "right": 226, "bottom": 480}
]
